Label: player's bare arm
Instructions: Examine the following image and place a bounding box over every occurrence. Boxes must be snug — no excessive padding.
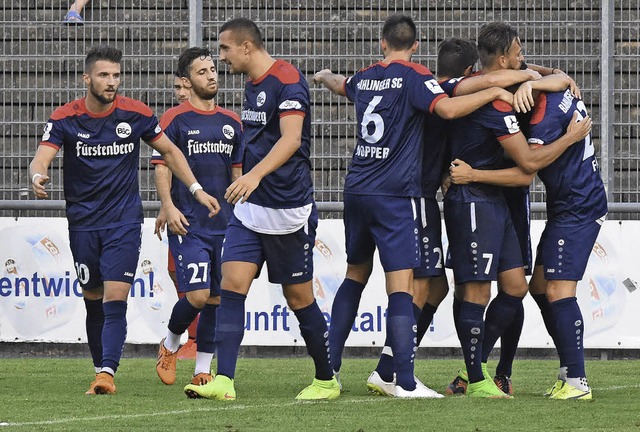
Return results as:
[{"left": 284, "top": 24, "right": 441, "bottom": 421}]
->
[
  {"left": 225, "top": 114, "right": 304, "bottom": 205},
  {"left": 513, "top": 74, "right": 573, "bottom": 113},
  {"left": 450, "top": 158, "right": 534, "bottom": 187},
  {"left": 29, "top": 145, "right": 58, "bottom": 199},
  {"left": 454, "top": 68, "right": 541, "bottom": 95},
  {"left": 148, "top": 133, "right": 220, "bottom": 217},
  {"left": 153, "top": 163, "right": 189, "bottom": 239},
  {"left": 501, "top": 111, "right": 592, "bottom": 174},
  {"left": 312, "top": 69, "right": 347, "bottom": 96},
  {"left": 434, "top": 87, "right": 513, "bottom": 119}
]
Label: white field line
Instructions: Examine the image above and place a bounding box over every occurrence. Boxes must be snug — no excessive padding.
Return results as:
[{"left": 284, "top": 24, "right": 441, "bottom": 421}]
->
[{"left": 0, "top": 397, "right": 405, "bottom": 428}]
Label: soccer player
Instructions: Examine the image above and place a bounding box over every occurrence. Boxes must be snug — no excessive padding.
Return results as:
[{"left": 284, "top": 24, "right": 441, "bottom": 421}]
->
[
  {"left": 30, "top": 46, "right": 220, "bottom": 395},
  {"left": 155, "top": 72, "right": 198, "bottom": 360},
  {"left": 452, "top": 87, "right": 607, "bottom": 400},
  {"left": 444, "top": 33, "right": 581, "bottom": 397},
  {"left": 152, "top": 47, "right": 243, "bottom": 396},
  {"left": 183, "top": 18, "right": 340, "bottom": 401},
  {"left": 443, "top": 22, "right": 592, "bottom": 398},
  {"left": 313, "top": 15, "right": 514, "bottom": 398}
]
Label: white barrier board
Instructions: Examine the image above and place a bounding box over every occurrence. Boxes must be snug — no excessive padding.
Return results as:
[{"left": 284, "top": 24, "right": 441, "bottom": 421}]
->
[{"left": 0, "top": 217, "right": 638, "bottom": 349}]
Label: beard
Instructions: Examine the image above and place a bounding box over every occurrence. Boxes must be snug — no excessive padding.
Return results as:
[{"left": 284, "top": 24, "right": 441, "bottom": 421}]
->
[
  {"left": 191, "top": 83, "right": 218, "bottom": 101},
  {"left": 89, "top": 83, "right": 118, "bottom": 105}
]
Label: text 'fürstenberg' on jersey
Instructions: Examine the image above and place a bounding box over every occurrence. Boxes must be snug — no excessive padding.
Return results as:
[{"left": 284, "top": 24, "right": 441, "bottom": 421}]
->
[
  {"left": 241, "top": 108, "right": 267, "bottom": 125},
  {"left": 187, "top": 139, "right": 234, "bottom": 156},
  {"left": 76, "top": 141, "right": 135, "bottom": 157}
]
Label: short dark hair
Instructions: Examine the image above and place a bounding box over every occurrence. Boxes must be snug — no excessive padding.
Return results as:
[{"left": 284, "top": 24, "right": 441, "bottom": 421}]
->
[
  {"left": 437, "top": 38, "right": 478, "bottom": 78},
  {"left": 219, "top": 18, "right": 264, "bottom": 49},
  {"left": 177, "top": 47, "right": 214, "bottom": 79},
  {"left": 381, "top": 14, "right": 417, "bottom": 50},
  {"left": 85, "top": 46, "right": 122, "bottom": 72},
  {"left": 477, "top": 22, "right": 519, "bottom": 67}
]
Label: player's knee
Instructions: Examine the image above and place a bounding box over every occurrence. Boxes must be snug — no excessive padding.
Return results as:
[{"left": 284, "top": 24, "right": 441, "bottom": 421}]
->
[{"left": 185, "top": 289, "right": 209, "bottom": 309}]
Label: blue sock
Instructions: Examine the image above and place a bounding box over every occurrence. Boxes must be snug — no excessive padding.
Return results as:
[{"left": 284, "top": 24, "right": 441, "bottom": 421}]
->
[
  {"left": 375, "top": 303, "right": 421, "bottom": 382},
  {"left": 84, "top": 298, "right": 104, "bottom": 369},
  {"left": 168, "top": 296, "right": 202, "bottom": 336},
  {"left": 294, "top": 300, "right": 333, "bottom": 381},
  {"left": 549, "top": 297, "right": 586, "bottom": 378},
  {"left": 496, "top": 298, "right": 524, "bottom": 377},
  {"left": 101, "top": 301, "right": 127, "bottom": 373},
  {"left": 196, "top": 303, "right": 218, "bottom": 354},
  {"left": 452, "top": 296, "right": 462, "bottom": 335},
  {"left": 387, "top": 292, "right": 416, "bottom": 391},
  {"left": 482, "top": 292, "right": 523, "bottom": 363},
  {"left": 215, "top": 290, "right": 246, "bottom": 379},
  {"left": 328, "top": 278, "right": 365, "bottom": 373},
  {"left": 532, "top": 293, "right": 557, "bottom": 344},
  {"left": 417, "top": 303, "right": 438, "bottom": 345},
  {"left": 457, "top": 301, "right": 486, "bottom": 383}
]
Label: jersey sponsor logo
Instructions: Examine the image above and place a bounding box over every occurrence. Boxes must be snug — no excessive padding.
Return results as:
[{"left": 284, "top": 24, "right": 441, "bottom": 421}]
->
[
  {"left": 222, "top": 125, "right": 235, "bottom": 140},
  {"left": 279, "top": 100, "right": 302, "bottom": 110},
  {"left": 354, "top": 144, "right": 390, "bottom": 159},
  {"left": 424, "top": 79, "right": 444, "bottom": 94},
  {"left": 42, "top": 122, "right": 53, "bottom": 141},
  {"left": 356, "top": 78, "right": 403, "bottom": 91},
  {"left": 187, "top": 139, "right": 234, "bottom": 156},
  {"left": 242, "top": 108, "right": 267, "bottom": 125},
  {"left": 115, "top": 122, "right": 132, "bottom": 138},
  {"left": 76, "top": 141, "right": 135, "bottom": 157},
  {"left": 256, "top": 91, "right": 267, "bottom": 107},
  {"left": 187, "top": 129, "right": 200, "bottom": 135},
  {"left": 503, "top": 115, "right": 520, "bottom": 134}
]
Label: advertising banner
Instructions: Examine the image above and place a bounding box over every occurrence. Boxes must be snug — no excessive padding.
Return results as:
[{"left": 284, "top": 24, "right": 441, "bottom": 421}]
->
[{"left": 0, "top": 217, "right": 637, "bottom": 349}]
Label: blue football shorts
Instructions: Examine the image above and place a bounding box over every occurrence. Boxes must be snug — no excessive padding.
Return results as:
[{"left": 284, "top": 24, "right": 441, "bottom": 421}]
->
[
  {"left": 444, "top": 199, "right": 523, "bottom": 284},
  {"left": 221, "top": 205, "right": 318, "bottom": 285},
  {"left": 414, "top": 197, "right": 446, "bottom": 279},
  {"left": 68, "top": 223, "right": 142, "bottom": 290},
  {"left": 343, "top": 193, "right": 420, "bottom": 272},
  {"left": 534, "top": 217, "right": 603, "bottom": 281},
  {"left": 168, "top": 231, "right": 223, "bottom": 295},
  {"left": 504, "top": 186, "right": 533, "bottom": 276}
]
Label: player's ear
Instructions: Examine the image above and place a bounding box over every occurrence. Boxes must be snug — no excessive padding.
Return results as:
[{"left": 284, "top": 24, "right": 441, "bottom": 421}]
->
[
  {"left": 463, "top": 65, "right": 473, "bottom": 77},
  {"left": 181, "top": 76, "right": 193, "bottom": 89},
  {"left": 410, "top": 40, "right": 418, "bottom": 54},
  {"left": 82, "top": 73, "right": 90, "bottom": 85}
]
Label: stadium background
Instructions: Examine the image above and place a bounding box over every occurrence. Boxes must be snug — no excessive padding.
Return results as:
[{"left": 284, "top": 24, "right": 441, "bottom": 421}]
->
[{"left": 0, "top": 1, "right": 638, "bottom": 220}]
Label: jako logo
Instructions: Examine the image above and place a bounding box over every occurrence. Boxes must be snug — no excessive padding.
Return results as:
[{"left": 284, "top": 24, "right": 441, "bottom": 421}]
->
[
  {"left": 116, "top": 122, "right": 132, "bottom": 138},
  {"left": 187, "top": 129, "right": 200, "bottom": 135}
]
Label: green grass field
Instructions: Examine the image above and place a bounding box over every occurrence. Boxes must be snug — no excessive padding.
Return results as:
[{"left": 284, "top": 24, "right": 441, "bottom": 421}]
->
[{"left": 1, "top": 357, "right": 639, "bottom": 431}]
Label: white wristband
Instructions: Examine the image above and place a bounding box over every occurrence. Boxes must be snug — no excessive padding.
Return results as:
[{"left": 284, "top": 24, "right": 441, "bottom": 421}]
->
[
  {"left": 32, "top": 173, "right": 43, "bottom": 183},
  {"left": 189, "top": 182, "right": 203, "bottom": 195}
]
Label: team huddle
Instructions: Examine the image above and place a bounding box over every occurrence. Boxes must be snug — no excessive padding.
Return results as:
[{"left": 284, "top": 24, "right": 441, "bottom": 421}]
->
[{"left": 30, "top": 14, "right": 605, "bottom": 401}]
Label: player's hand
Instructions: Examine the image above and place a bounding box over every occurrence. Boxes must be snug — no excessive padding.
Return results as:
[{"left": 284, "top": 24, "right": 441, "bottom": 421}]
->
[
  {"left": 163, "top": 205, "right": 190, "bottom": 236},
  {"left": 225, "top": 172, "right": 261, "bottom": 205},
  {"left": 513, "top": 81, "right": 535, "bottom": 113},
  {"left": 154, "top": 206, "right": 169, "bottom": 240},
  {"left": 31, "top": 173, "right": 50, "bottom": 199},
  {"left": 566, "top": 111, "right": 592, "bottom": 144},
  {"left": 449, "top": 159, "right": 475, "bottom": 185},
  {"left": 567, "top": 75, "right": 581, "bottom": 99},
  {"left": 312, "top": 69, "right": 332, "bottom": 85},
  {"left": 193, "top": 190, "right": 220, "bottom": 218}
]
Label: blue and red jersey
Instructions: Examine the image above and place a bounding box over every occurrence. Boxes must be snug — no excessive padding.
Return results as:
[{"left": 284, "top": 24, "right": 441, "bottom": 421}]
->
[
  {"left": 446, "top": 90, "right": 521, "bottom": 203},
  {"left": 343, "top": 60, "right": 448, "bottom": 197},
  {"left": 528, "top": 89, "right": 608, "bottom": 224},
  {"left": 40, "top": 96, "right": 162, "bottom": 230},
  {"left": 240, "top": 59, "right": 313, "bottom": 209},
  {"left": 152, "top": 101, "right": 243, "bottom": 235}
]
